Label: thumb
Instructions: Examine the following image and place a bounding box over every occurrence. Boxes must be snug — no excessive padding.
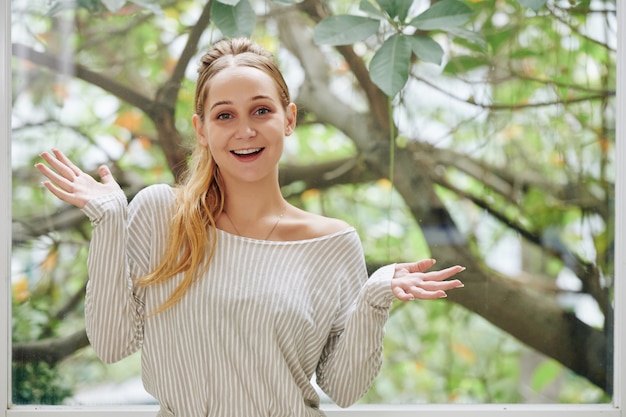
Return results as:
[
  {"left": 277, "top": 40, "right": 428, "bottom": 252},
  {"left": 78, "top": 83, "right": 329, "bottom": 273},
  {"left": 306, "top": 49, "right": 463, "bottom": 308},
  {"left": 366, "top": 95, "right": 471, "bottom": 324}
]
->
[
  {"left": 403, "top": 258, "right": 437, "bottom": 273},
  {"left": 98, "top": 165, "right": 115, "bottom": 184}
]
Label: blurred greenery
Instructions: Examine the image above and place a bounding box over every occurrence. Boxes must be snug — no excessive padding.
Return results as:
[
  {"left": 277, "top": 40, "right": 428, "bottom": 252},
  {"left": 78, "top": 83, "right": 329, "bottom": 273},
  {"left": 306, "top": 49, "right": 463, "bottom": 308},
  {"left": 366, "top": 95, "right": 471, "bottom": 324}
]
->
[{"left": 11, "top": 0, "right": 615, "bottom": 406}]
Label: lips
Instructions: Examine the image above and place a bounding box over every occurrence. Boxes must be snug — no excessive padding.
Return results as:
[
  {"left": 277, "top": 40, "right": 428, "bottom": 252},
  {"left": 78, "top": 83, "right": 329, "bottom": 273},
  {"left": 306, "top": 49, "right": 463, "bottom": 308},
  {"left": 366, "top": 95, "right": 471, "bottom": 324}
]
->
[{"left": 231, "top": 147, "right": 264, "bottom": 160}]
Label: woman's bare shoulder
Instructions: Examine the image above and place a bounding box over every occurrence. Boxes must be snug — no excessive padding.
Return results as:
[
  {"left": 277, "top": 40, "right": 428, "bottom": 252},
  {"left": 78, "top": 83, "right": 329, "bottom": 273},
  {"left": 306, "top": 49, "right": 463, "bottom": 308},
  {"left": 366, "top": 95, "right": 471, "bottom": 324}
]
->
[{"left": 277, "top": 206, "right": 352, "bottom": 241}]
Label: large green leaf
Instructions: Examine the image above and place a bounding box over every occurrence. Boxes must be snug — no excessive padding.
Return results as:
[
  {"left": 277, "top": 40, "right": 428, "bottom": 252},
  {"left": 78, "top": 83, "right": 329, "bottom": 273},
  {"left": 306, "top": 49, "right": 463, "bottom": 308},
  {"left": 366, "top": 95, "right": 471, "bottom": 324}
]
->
[
  {"left": 369, "top": 34, "right": 412, "bottom": 97},
  {"left": 313, "top": 15, "right": 380, "bottom": 46},
  {"left": 409, "top": 0, "right": 473, "bottom": 31},
  {"left": 211, "top": 0, "right": 256, "bottom": 38},
  {"left": 359, "top": 0, "right": 387, "bottom": 20},
  {"left": 407, "top": 35, "right": 443, "bottom": 65},
  {"left": 375, "top": 0, "right": 412, "bottom": 22}
]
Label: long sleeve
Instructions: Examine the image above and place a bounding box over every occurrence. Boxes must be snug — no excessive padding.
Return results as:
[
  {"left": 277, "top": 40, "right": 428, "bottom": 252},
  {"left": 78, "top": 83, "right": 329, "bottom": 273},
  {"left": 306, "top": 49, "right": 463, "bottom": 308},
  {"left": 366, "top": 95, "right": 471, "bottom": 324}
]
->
[
  {"left": 79, "top": 192, "right": 396, "bottom": 416},
  {"left": 315, "top": 262, "right": 396, "bottom": 407},
  {"left": 82, "top": 189, "right": 146, "bottom": 364}
]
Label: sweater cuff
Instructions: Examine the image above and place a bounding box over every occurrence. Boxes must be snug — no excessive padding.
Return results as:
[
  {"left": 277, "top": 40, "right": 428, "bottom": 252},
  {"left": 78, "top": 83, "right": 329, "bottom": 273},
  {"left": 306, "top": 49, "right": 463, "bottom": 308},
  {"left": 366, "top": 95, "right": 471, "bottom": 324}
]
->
[
  {"left": 81, "top": 190, "right": 127, "bottom": 225},
  {"left": 364, "top": 263, "right": 396, "bottom": 309}
]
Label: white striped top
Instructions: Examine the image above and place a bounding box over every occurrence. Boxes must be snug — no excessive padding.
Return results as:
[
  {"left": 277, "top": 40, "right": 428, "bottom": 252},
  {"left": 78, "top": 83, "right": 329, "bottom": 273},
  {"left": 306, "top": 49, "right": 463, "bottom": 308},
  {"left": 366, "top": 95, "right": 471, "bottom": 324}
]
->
[{"left": 82, "top": 184, "right": 396, "bottom": 417}]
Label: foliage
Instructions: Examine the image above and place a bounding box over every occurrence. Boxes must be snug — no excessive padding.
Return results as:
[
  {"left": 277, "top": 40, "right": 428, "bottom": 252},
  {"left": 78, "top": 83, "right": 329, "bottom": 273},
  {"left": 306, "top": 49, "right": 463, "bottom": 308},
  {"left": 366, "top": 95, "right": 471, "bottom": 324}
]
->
[
  {"left": 11, "top": 0, "right": 616, "bottom": 406},
  {"left": 12, "top": 361, "right": 73, "bottom": 405},
  {"left": 313, "top": 0, "right": 475, "bottom": 97}
]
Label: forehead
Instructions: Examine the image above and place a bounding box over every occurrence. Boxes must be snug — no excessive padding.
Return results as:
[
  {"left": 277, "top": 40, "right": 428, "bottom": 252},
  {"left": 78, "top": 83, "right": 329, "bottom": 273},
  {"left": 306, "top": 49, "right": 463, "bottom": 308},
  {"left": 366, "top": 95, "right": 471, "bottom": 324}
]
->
[{"left": 207, "top": 65, "right": 279, "bottom": 101}]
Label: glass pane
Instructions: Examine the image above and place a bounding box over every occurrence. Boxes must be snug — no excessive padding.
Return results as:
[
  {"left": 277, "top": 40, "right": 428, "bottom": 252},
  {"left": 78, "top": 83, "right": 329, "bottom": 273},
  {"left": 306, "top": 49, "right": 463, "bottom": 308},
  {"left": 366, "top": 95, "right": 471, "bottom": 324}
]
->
[{"left": 11, "top": 0, "right": 615, "bottom": 407}]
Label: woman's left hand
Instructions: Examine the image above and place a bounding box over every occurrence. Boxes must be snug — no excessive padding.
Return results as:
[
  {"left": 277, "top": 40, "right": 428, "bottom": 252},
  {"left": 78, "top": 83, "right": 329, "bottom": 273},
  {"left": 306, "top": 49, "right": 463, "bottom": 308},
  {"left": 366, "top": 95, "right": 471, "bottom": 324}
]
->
[{"left": 391, "top": 259, "right": 465, "bottom": 301}]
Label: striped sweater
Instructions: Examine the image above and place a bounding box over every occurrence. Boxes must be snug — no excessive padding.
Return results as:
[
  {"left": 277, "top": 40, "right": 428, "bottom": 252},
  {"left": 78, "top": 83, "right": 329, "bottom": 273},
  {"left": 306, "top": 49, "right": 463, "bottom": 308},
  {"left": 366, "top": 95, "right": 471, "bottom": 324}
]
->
[{"left": 82, "top": 184, "right": 396, "bottom": 417}]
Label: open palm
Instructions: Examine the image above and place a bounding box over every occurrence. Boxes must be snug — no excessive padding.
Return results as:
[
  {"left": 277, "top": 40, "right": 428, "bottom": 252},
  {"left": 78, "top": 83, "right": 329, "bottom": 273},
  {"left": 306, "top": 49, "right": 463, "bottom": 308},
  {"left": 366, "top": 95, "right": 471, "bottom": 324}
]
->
[{"left": 35, "top": 149, "right": 121, "bottom": 209}]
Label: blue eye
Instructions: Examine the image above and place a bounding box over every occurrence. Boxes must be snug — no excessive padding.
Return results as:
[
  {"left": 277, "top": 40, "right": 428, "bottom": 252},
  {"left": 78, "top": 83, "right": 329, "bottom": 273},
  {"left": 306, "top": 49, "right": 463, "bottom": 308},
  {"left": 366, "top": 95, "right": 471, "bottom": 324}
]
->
[
  {"left": 217, "top": 113, "right": 232, "bottom": 120},
  {"left": 256, "top": 107, "right": 270, "bottom": 115}
]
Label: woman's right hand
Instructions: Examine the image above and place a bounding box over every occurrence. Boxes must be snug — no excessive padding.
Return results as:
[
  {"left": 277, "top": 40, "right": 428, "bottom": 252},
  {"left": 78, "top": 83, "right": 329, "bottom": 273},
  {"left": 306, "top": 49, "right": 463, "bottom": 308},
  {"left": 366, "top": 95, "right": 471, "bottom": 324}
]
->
[{"left": 35, "top": 148, "right": 122, "bottom": 209}]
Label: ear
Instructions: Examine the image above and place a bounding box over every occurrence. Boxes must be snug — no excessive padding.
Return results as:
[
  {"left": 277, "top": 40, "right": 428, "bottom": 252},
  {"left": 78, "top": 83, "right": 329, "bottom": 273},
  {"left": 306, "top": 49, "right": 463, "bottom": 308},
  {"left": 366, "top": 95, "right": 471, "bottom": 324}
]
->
[
  {"left": 192, "top": 114, "right": 208, "bottom": 146},
  {"left": 284, "top": 103, "right": 297, "bottom": 136}
]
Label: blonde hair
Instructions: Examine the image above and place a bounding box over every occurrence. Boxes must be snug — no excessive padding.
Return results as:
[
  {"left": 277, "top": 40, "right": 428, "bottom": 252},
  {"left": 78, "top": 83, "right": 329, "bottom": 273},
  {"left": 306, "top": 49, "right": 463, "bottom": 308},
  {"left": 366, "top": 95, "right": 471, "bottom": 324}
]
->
[{"left": 135, "top": 37, "right": 291, "bottom": 314}]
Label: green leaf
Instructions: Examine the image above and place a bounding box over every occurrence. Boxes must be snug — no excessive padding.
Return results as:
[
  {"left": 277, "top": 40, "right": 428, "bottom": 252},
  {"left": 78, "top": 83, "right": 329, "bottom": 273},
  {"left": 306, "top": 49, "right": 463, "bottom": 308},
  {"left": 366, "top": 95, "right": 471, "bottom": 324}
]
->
[
  {"left": 409, "top": 0, "right": 473, "bottom": 31},
  {"left": 443, "top": 55, "right": 486, "bottom": 75},
  {"left": 369, "top": 34, "right": 412, "bottom": 97},
  {"left": 519, "top": 0, "right": 547, "bottom": 12},
  {"left": 313, "top": 15, "right": 380, "bottom": 46},
  {"left": 445, "top": 27, "right": 487, "bottom": 51},
  {"left": 530, "top": 359, "right": 562, "bottom": 392},
  {"left": 407, "top": 35, "right": 443, "bottom": 65},
  {"left": 375, "top": 0, "right": 412, "bottom": 22},
  {"left": 359, "top": 0, "right": 387, "bottom": 20},
  {"left": 211, "top": 0, "right": 256, "bottom": 38}
]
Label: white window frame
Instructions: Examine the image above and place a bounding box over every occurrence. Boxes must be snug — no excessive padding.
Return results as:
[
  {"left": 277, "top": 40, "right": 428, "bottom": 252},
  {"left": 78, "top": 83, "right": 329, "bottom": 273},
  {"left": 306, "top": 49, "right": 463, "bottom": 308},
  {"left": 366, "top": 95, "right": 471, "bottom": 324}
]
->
[{"left": 1, "top": 0, "right": 623, "bottom": 416}]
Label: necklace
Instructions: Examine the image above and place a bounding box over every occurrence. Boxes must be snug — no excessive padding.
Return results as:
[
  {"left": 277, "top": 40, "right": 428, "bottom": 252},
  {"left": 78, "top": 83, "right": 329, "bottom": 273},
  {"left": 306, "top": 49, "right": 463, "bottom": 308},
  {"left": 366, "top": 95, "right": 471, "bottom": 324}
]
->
[{"left": 223, "top": 207, "right": 285, "bottom": 240}]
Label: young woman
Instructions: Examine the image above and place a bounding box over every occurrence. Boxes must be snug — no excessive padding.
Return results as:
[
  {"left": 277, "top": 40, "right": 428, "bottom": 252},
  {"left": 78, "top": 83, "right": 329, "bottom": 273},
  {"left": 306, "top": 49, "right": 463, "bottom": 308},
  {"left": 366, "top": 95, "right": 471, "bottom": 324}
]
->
[{"left": 36, "top": 37, "right": 465, "bottom": 417}]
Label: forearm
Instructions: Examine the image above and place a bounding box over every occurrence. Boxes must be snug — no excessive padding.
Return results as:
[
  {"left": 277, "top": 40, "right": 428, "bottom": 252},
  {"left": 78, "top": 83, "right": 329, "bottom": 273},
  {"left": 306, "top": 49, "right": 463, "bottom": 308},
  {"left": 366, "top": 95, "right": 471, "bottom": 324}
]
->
[
  {"left": 82, "top": 190, "right": 144, "bottom": 363},
  {"left": 316, "top": 264, "right": 396, "bottom": 407}
]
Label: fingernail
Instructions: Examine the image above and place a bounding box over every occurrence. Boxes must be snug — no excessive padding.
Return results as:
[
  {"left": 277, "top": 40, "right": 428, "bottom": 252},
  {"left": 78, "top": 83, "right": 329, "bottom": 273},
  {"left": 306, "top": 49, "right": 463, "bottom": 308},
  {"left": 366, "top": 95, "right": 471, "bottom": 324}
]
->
[
  {"left": 439, "top": 292, "right": 447, "bottom": 298},
  {"left": 456, "top": 283, "right": 465, "bottom": 288}
]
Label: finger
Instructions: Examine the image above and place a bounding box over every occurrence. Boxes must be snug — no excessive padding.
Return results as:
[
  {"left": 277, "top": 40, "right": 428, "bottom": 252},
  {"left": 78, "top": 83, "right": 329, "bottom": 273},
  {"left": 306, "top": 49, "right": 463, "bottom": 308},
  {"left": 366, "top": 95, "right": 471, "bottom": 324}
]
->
[
  {"left": 392, "top": 280, "right": 454, "bottom": 302},
  {"left": 39, "top": 151, "right": 77, "bottom": 181},
  {"left": 421, "top": 265, "right": 466, "bottom": 282},
  {"left": 411, "top": 279, "right": 464, "bottom": 292},
  {"left": 52, "top": 148, "right": 83, "bottom": 177},
  {"left": 406, "top": 285, "right": 447, "bottom": 300},
  {"left": 41, "top": 181, "right": 79, "bottom": 206},
  {"left": 392, "top": 286, "right": 415, "bottom": 301},
  {"left": 397, "top": 259, "right": 437, "bottom": 274},
  {"left": 35, "top": 162, "right": 74, "bottom": 192},
  {"left": 98, "top": 165, "right": 115, "bottom": 184}
]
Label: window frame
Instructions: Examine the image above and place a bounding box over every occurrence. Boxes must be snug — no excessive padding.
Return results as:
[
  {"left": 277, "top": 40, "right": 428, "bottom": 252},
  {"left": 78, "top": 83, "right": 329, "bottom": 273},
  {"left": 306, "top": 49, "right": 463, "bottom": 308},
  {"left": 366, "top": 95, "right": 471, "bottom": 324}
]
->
[{"left": 1, "top": 1, "right": 623, "bottom": 416}]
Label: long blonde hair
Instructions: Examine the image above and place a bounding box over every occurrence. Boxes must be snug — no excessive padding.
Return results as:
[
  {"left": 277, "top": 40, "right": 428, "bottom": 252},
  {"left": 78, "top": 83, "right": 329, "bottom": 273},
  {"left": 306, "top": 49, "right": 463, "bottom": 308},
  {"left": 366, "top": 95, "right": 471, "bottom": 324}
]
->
[{"left": 135, "top": 37, "right": 292, "bottom": 314}]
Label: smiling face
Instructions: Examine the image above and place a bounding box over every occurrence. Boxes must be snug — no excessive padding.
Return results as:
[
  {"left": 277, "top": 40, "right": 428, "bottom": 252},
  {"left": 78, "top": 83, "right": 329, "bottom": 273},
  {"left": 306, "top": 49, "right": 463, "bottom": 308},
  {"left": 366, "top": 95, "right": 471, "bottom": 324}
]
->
[{"left": 192, "top": 65, "right": 296, "bottom": 187}]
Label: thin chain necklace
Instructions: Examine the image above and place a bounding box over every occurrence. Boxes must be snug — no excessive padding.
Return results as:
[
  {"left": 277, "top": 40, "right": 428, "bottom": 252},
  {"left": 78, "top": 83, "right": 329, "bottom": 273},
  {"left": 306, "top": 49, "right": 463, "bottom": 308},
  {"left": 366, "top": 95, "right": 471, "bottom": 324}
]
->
[{"left": 223, "top": 206, "right": 285, "bottom": 240}]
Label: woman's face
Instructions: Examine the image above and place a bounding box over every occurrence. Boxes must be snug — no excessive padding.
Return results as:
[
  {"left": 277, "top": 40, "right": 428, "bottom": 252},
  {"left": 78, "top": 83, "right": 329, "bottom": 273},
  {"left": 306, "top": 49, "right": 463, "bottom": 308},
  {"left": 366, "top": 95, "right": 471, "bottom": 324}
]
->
[{"left": 193, "top": 65, "right": 296, "bottom": 186}]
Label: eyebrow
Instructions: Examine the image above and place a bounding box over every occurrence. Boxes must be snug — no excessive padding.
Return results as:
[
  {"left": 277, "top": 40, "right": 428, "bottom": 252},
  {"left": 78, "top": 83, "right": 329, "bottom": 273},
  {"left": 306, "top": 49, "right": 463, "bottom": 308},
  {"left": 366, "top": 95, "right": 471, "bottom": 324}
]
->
[{"left": 209, "top": 95, "right": 274, "bottom": 111}]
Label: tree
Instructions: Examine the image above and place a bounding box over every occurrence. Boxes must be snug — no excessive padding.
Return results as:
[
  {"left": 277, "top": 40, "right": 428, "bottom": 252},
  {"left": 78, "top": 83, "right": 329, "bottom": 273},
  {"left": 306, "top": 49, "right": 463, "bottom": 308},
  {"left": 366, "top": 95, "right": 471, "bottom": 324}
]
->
[{"left": 11, "top": 0, "right": 615, "bottom": 402}]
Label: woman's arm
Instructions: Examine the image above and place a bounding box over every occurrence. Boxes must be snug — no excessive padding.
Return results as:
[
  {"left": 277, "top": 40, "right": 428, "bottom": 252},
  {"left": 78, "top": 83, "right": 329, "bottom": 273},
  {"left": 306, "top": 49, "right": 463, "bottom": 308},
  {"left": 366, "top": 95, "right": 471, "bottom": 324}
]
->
[
  {"left": 316, "top": 253, "right": 465, "bottom": 407},
  {"left": 36, "top": 149, "right": 146, "bottom": 363},
  {"left": 82, "top": 191, "right": 146, "bottom": 363}
]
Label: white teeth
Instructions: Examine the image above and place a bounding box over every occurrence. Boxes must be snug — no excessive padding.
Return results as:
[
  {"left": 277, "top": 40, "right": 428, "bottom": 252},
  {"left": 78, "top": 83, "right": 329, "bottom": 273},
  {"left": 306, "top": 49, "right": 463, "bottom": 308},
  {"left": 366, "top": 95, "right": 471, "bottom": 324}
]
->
[{"left": 233, "top": 148, "right": 261, "bottom": 155}]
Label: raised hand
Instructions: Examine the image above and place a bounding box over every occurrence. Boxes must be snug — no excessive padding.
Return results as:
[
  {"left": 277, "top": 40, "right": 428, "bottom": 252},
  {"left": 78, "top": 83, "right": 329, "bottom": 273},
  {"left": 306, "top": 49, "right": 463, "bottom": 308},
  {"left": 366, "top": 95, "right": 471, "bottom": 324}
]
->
[
  {"left": 35, "top": 148, "right": 122, "bottom": 209},
  {"left": 391, "top": 259, "right": 465, "bottom": 301}
]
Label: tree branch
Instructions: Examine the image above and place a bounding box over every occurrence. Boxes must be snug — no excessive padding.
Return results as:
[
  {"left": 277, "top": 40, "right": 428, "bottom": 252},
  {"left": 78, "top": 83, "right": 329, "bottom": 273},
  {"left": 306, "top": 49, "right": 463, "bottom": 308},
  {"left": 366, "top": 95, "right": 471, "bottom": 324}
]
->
[
  {"left": 160, "top": 0, "right": 214, "bottom": 105},
  {"left": 13, "top": 330, "right": 90, "bottom": 366},
  {"left": 296, "top": 0, "right": 390, "bottom": 132},
  {"left": 12, "top": 43, "right": 154, "bottom": 114}
]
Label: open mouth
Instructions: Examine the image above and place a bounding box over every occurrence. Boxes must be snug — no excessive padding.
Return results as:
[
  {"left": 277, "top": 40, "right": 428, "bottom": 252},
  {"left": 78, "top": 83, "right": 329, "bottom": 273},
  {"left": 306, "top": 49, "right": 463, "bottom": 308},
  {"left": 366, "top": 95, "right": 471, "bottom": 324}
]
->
[{"left": 231, "top": 148, "right": 264, "bottom": 160}]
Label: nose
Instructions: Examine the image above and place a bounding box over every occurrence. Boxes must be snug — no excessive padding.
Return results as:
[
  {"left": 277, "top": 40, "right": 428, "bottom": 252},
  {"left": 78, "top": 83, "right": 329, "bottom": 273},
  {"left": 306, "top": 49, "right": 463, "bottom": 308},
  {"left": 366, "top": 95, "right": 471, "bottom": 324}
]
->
[{"left": 234, "top": 119, "right": 256, "bottom": 139}]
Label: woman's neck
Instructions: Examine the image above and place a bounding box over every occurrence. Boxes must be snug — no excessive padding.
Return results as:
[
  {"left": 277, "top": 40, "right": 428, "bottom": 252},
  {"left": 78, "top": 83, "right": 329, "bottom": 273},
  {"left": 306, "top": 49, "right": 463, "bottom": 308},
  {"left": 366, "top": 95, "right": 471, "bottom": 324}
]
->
[{"left": 219, "top": 178, "right": 287, "bottom": 239}]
